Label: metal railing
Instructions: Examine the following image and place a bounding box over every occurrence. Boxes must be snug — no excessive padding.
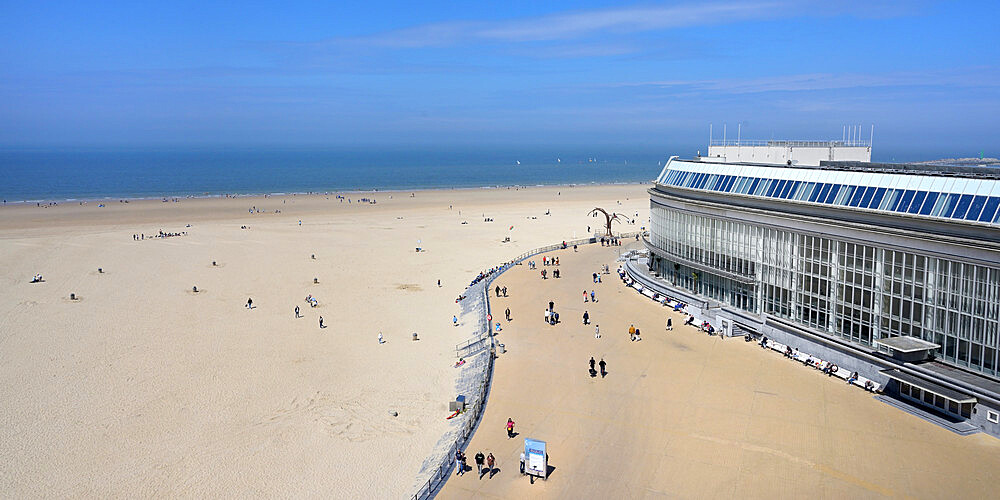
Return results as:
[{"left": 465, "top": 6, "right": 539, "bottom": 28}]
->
[
  {"left": 709, "top": 139, "right": 871, "bottom": 148},
  {"left": 411, "top": 230, "right": 645, "bottom": 499}
]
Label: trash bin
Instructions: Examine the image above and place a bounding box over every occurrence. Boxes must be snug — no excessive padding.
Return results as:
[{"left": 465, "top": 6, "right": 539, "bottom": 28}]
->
[{"left": 499, "top": 343, "right": 506, "bottom": 354}]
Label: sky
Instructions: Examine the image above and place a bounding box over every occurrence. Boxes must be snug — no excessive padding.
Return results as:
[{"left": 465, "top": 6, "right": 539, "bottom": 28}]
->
[{"left": 1, "top": 0, "right": 998, "bottom": 159}]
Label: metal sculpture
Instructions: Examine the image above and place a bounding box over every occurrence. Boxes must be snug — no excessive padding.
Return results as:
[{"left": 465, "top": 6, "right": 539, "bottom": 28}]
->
[{"left": 588, "top": 208, "right": 629, "bottom": 237}]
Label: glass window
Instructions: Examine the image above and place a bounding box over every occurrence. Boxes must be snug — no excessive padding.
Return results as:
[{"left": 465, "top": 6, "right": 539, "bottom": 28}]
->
[
  {"left": 951, "top": 194, "right": 974, "bottom": 219},
  {"left": 978, "top": 196, "right": 1000, "bottom": 222},
  {"left": 771, "top": 179, "right": 783, "bottom": 198},
  {"left": 869, "top": 187, "right": 887, "bottom": 209},
  {"left": 919, "top": 192, "right": 939, "bottom": 215},
  {"left": 965, "top": 195, "right": 988, "bottom": 220},
  {"left": 749, "top": 178, "right": 762, "bottom": 195},
  {"left": 813, "top": 183, "right": 830, "bottom": 202},
  {"left": 939, "top": 193, "right": 960, "bottom": 217},
  {"left": 907, "top": 191, "right": 928, "bottom": 214},
  {"left": 880, "top": 189, "right": 899, "bottom": 210},
  {"left": 835, "top": 185, "right": 853, "bottom": 205},
  {"left": 859, "top": 186, "right": 876, "bottom": 208},
  {"left": 761, "top": 179, "right": 778, "bottom": 197},
  {"left": 824, "top": 185, "right": 841, "bottom": 204},
  {"left": 848, "top": 186, "right": 866, "bottom": 206},
  {"left": 780, "top": 180, "right": 797, "bottom": 199},
  {"left": 895, "top": 189, "right": 916, "bottom": 212}
]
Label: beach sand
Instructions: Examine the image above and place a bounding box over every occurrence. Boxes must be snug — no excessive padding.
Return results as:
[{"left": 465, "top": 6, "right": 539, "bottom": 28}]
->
[
  {"left": 0, "top": 185, "right": 649, "bottom": 497},
  {"left": 442, "top": 243, "right": 1000, "bottom": 499}
]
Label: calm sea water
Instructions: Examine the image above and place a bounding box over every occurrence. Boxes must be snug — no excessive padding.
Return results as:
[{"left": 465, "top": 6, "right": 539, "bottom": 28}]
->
[{"left": 0, "top": 148, "right": 665, "bottom": 202}]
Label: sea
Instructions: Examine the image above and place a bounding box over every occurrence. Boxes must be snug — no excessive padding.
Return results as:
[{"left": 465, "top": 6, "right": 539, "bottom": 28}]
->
[{"left": 0, "top": 148, "right": 666, "bottom": 202}]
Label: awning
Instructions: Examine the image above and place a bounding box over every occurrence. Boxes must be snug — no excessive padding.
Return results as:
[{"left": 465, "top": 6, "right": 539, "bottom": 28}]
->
[
  {"left": 875, "top": 336, "right": 940, "bottom": 353},
  {"left": 881, "top": 369, "right": 977, "bottom": 404}
]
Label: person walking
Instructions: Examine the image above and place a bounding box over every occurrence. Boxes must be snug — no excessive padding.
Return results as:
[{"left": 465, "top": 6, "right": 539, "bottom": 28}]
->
[
  {"left": 599, "top": 358, "right": 607, "bottom": 377},
  {"left": 590, "top": 356, "right": 596, "bottom": 371},
  {"left": 583, "top": 290, "right": 588, "bottom": 302},
  {"left": 595, "top": 324, "right": 601, "bottom": 339},
  {"left": 475, "top": 451, "right": 485, "bottom": 477},
  {"left": 496, "top": 285, "right": 501, "bottom": 297},
  {"left": 246, "top": 297, "right": 253, "bottom": 309},
  {"left": 378, "top": 332, "right": 384, "bottom": 344},
  {"left": 502, "top": 286, "right": 507, "bottom": 297},
  {"left": 583, "top": 310, "right": 589, "bottom": 325},
  {"left": 506, "top": 418, "right": 515, "bottom": 438},
  {"left": 319, "top": 316, "right": 324, "bottom": 329},
  {"left": 505, "top": 307, "right": 511, "bottom": 321},
  {"left": 544, "top": 309, "right": 550, "bottom": 324},
  {"left": 666, "top": 317, "right": 672, "bottom": 331},
  {"left": 294, "top": 305, "right": 300, "bottom": 318},
  {"left": 455, "top": 450, "right": 463, "bottom": 476},
  {"left": 591, "top": 290, "right": 596, "bottom": 302},
  {"left": 519, "top": 452, "right": 525, "bottom": 474},
  {"left": 486, "top": 453, "right": 496, "bottom": 478},
  {"left": 629, "top": 324, "right": 636, "bottom": 340},
  {"left": 453, "top": 315, "right": 458, "bottom": 326}
]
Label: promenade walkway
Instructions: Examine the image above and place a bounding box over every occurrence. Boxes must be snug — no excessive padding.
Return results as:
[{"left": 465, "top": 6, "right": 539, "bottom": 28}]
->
[{"left": 439, "top": 243, "right": 1000, "bottom": 498}]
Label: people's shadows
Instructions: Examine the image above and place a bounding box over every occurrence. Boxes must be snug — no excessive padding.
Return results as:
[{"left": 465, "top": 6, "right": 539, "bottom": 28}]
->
[
  {"left": 600, "top": 370, "right": 607, "bottom": 378},
  {"left": 489, "top": 467, "right": 501, "bottom": 479},
  {"left": 479, "top": 467, "right": 487, "bottom": 480},
  {"left": 509, "top": 431, "right": 519, "bottom": 439},
  {"left": 589, "top": 368, "right": 598, "bottom": 378}
]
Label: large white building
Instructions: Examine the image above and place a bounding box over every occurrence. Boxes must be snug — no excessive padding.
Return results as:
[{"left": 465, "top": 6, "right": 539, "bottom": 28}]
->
[{"left": 629, "top": 139, "right": 1000, "bottom": 438}]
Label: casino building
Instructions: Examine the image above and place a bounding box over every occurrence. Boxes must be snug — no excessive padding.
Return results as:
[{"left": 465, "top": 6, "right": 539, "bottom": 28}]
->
[{"left": 634, "top": 137, "right": 1000, "bottom": 437}]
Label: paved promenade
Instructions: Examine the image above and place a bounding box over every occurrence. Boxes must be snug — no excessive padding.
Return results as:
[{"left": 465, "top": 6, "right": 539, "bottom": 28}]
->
[{"left": 439, "top": 243, "right": 1000, "bottom": 499}]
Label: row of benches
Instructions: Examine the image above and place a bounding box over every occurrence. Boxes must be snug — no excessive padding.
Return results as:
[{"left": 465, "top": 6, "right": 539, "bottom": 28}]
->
[
  {"left": 763, "top": 339, "right": 881, "bottom": 392},
  {"left": 617, "top": 265, "right": 881, "bottom": 394}
]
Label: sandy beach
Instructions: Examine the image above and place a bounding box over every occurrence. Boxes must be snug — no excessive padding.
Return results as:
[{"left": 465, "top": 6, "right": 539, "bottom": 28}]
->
[{"left": 0, "top": 185, "right": 649, "bottom": 497}]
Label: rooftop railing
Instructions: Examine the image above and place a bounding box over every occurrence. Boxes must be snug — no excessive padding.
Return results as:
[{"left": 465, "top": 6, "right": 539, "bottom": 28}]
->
[{"left": 708, "top": 139, "right": 871, "bottom": 148}]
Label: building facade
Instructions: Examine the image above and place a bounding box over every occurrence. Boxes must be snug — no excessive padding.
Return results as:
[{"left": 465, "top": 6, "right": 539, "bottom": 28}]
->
[{"left": 641, "top": 153, "right": 1000, "bottom": 436}]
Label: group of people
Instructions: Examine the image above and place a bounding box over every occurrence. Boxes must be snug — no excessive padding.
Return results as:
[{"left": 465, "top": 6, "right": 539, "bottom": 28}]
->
[
  {"left": 30, "top": 274, "right": 44, "bottom": 283},
  {"left": 456, "top": 449, "right": 497, "bottom": 479},
  {"left": 583, "top": 290, "right": 597, "bottom": 302},
  {"left": 589, "top": 356, "right": 608, "bottom": 377},
  {"left": 628, "top": 324, "right": 642, "bottom": 341},
  {"left": 542, "top": 256, "right": 559, "bottom": 266},
  {"left": 494, "top": 285, "right": 507, "bottom": 297},
  {"left": 599, "top": 236, "right": 623, "bottom": 246}
]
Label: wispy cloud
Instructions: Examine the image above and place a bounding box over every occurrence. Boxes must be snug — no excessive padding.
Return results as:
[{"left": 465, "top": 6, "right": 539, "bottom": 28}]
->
[{"left": 318, "top": 2, "right": 786, "bottom": 49}]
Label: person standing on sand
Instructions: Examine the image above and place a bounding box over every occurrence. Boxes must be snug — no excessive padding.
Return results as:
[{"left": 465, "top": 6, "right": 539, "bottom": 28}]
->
[
  {"left": 666, "top": 317, "right": 672, "bottom": 330},
  {"left": 475, "top": 451, "right": 485, "bottom": 477},
  {"left": 595, "top": 324, "right": 601, "bottom": 338},
  {"left": 591, "top": 290, "right": 596, "bottom": 302},
  {"left": 319, "top": 316, "right": 324, "bottom": 329},
  {"left": 486, "top": 453, "right": 496, "bottom": 478},
  {"left": 295, "top": 305, "right": 300, "bottom": 318},
  {"left": 453, "top": 315, "right": 458, "bottom": 326},
  {"left": 438, "top": 279, "right": 441, "bottom": 287},
  {"left": 629, "top": 324, "right": 636, "bottom": 340},
  {"left": 507, "top": 418, "right": 515, "bottom": 438},
  {"left": 502, "top": 286, "right": 507, "bottom": 297},
  {"left": 583, "top": 290, "right": 588, "bottom": 302},
  {"left": 246, "top": 298, "right": 253, "bottom": 309},
  {"left": 378, "top": 332, "right": 384, "bottom": 344},
  {"left": 599, "top": 358, "right": 607, "bottom": 377},
  {"left": 590, "top": 357, "right": 596, "bottom": 371},
  {"left": 505, "top": 307, "right": 511, "bottom": 321},
  {"left": 583, "top": 311, "right": 589, "bottom": 325}
]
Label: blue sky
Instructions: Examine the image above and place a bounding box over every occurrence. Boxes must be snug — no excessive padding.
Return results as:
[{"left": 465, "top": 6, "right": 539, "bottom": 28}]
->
[{"left": 1, "top": 1, "right": 997, "bottom": 159}]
